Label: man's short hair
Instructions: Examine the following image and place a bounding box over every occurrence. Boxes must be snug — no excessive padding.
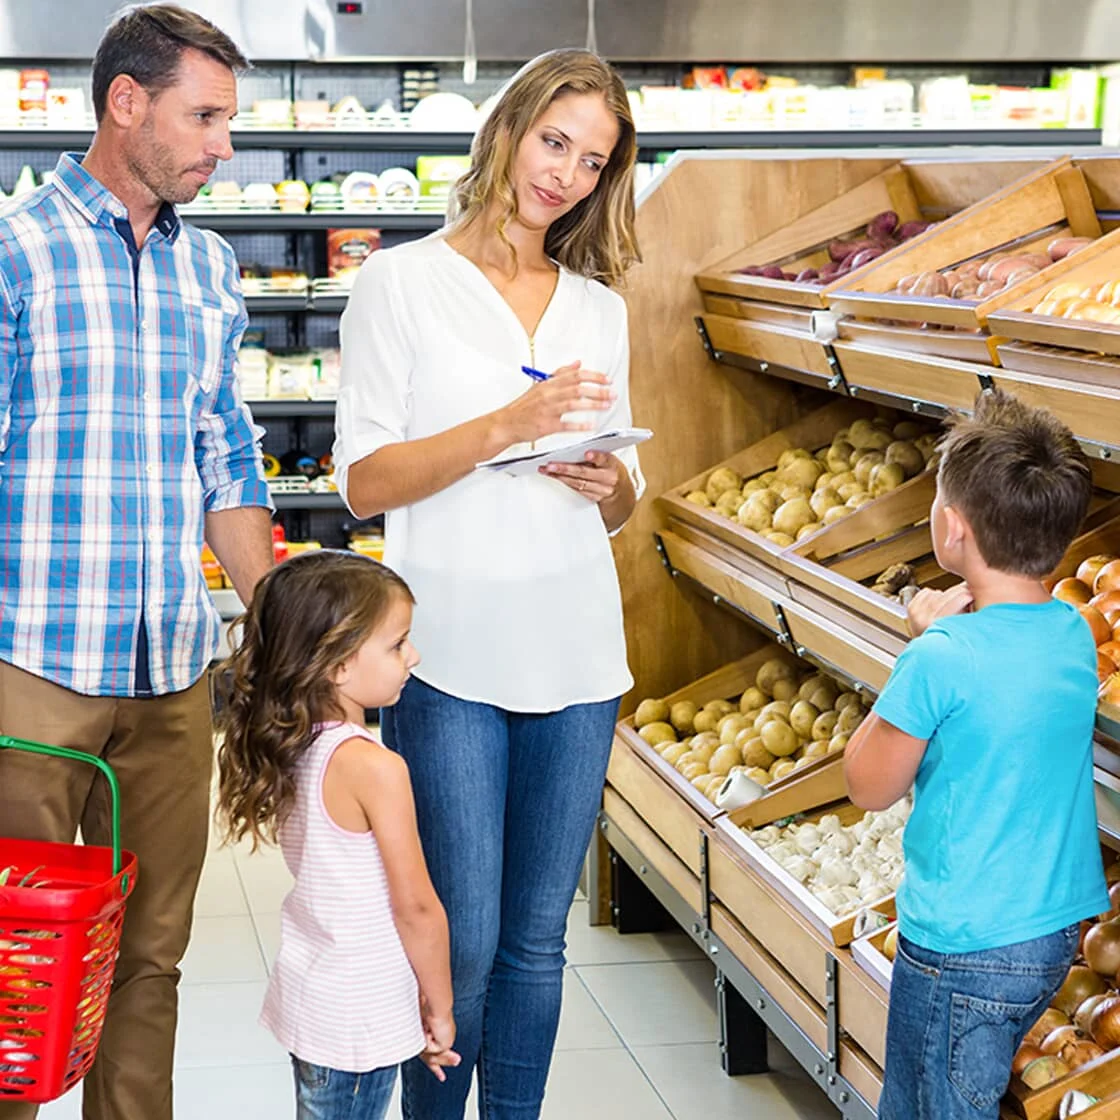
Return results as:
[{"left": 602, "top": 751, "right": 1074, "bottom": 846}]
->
[
  {"left": 937, "top": 389, "right": 1092, "bottom": 577},
  {"left": 92, "top": 4, "right": 248, "bottom": 122}
]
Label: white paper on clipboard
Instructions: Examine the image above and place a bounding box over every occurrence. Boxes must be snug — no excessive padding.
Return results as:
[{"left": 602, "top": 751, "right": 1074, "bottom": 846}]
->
[{"left": 476, "top": 427, "right": 652, "bottom": 477}]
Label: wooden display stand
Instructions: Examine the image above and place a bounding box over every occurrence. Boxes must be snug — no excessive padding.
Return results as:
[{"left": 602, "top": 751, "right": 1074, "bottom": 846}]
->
[{"left": 606, "top": 149, "right": 1120, "bottom": 1120}]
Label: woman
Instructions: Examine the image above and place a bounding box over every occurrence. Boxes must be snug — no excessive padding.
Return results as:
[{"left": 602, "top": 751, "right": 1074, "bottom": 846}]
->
[{"left": 332, "top": 48, "right": 642, "bottom": 1119}]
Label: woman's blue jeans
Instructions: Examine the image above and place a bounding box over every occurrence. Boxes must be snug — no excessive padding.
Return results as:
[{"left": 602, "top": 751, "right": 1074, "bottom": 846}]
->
[
  {"left": 381, "top": 676, "right": 620, "bottom": 1120},
  {"left": 879, "top": 924, "right": 1079, "bottom": 1120}
]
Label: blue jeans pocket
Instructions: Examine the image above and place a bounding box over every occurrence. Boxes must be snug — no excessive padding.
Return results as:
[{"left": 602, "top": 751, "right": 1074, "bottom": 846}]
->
[
  {"left": 293, "top": 1058, "right": 331, "bottom": 1091},
  {"left": 949, "top": 993, "right": 1038, "bottom": 1109}
]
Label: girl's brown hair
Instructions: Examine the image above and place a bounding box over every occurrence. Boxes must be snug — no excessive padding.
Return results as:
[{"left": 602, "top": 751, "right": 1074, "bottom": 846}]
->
[
  {"left": 216, "top": 550, "right": 414, "bottom": 850},
  {"left": 449, "top": 48, "right": 641, "bottom": 288}
]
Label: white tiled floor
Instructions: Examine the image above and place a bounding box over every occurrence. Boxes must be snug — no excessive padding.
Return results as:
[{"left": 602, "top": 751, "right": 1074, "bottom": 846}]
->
[{"left": 40, "top": 835, "right": 839, "bottom": 1120}]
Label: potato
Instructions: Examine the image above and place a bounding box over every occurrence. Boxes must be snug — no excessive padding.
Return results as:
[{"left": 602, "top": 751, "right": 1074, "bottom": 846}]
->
[
  {"left": 836, "top": 481, "right": 864, "bottom": 503},
  {"left": 718, "top": 714, "right": 751, "bottom": 744},
  {"left": 758, "top": 471, "right": 778, "bottom": 486},
  {"left": 715, "top": 488, "right": 744, "bottom": 517},
  {"left": 847, "top": 419, "right": 877, "bottom": 449},
  {"left": 885, "top": 440, "right": 926, "bottom": 479},
  {"left": 638, "top": 721, "right": 677, "bottom": 747},
  {"left": 634, "top": 698, "right": 670, "bottom": 727},
  {"left": 869, "top": 461, "right": 906, "bottom": 497},
  {"left": 705, "top": 466, "right": 742, "bottom": 504},
  {"left": 771, "top": 678, "right": 800, "bottom": 704},
  {"left": 779, "top": 457, "right": 825, "bottom": 490},
  {"left": 789, "top": 700, "right": 820, "bottom": 738},
  {"left": 829, "top": 733, "right": 850, "bottom": 753},
  {"left": 812, "top": 710, "right": 841, "bottom": 741},
  {"left": 704, "top": 698, "right": 735, "bottom": 716},
  {"left": 690, "top": 732, "right": 720, "bottom": 752},
  {"left": 692, "top": 709, "right": 720, "bottom": 734},
  {"left": 804, "top": 740, "right": 829, "bottom": 761},
  {"left": 703, "top": 774, "right": 726, "bottom": 800},
  {"left": 854, "top": 452, "right": 886, "bottom": 487},
  {"left": 835, "top": 691, "right": 862, "bottom": 712},
  {"left": 845, "top": 492, "right": 872, "bottom": 510},
  {"left": 777, "top": 448, "right": 813, "bottom": 469},
  {"left": 685, "top": 490, "right": 712, "bottom": 507},
  {"left": 763, "top": 531, "right": 795, "bottom": 547},
  {"left": 741, "top": 477, "right": 768, "bottom": 495},
  {"left": 660, "top": 742, "right": 689, "bottom": 766},
  {"left": 827, "top": 440, "right": 855, "bottom": 474},
  {"left": 862, "top": 429, "right": 893, "bottom": 453},
  {"left": 681, "top": 762, "right": 708, "bottom": 782},
  {"left": 709, "top": 744, "right": 741, "bottom": 777},
  {"left": 669, "top": 700, "right": 699, "bottom": 733},
  {"left": 796, "top": 521, "right": 822, "bottom": 541},
  {"left": 740, "top": 736, "right": 776, "bottom": 770},
  {"left": 836, "top": 705, "right": 867, "bottom": 734},
  {"left": 823, "top": 505, "right": 850, "bottom": 526},
  {"left": 804, "top": 681, "right": 839, "bottom": 711},
  {"left": 739, "top": 686, "right": 768, "bottom": 713},
  {"left": 809, "top": 487, "right": 843, "bottom": 520},
  {"left": 777, "top": 482, "right": 812, "bottom": 503},
  {"left": 909, "top": 270, "right": 949, "bottom": 297},
  {"left": 736, "top": 496, "right": 774, "bottom": 533},
  {"left": 914, "top": 434, "right": 939, "bottom": 460},
  {"left": 773, "top": 497, "right": 814, "bottom": 538},
  {"left": 770, "top": 759, "right": 797, "bottom": 781},
  {"left": 745, "top": 766, "right": 772, "bottom": 786},
  {"left": 756, "top": 657, "right": 797, "bottom": 697},
  {"left": 761, "top": 719, "right": 800, "bottom": 758},
  {"left": 757, "top": 700, "right": 792, "bottom": 725}
]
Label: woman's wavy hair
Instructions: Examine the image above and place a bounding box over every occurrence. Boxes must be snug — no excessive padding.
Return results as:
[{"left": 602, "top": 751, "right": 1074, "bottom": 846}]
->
[
  {"left": 448, "top": 48, "right": 641, "bottom": 288},
  {"left": 215, "top": 550, "right": 414, "bottom": 850}
]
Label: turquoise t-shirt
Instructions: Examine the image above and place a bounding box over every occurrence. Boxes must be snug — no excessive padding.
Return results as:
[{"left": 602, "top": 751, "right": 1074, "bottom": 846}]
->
[{"left": 872, "top": 598, "right": 1108, "bottom": 954}]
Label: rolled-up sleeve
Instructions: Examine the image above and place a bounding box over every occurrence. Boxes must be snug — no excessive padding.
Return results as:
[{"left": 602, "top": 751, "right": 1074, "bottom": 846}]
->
[
  {"left": 332, "top": 251, "right": 414, "bottom": 510},
  {"left": 195, "top": 293, "right": 273, "bottom": 513}
]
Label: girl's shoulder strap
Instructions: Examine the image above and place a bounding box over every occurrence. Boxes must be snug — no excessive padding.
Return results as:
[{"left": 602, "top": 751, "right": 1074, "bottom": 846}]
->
[{"left": 311, "top": 720, "right": 380, "bottom": 754}]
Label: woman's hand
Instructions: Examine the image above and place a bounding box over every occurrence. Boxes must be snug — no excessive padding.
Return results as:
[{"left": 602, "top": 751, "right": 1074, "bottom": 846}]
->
[
  {"left": 492, "top": 362, "right": 614, "bottom": 448},
  {"left": 540, "top": 450, "right": 624, "bottom": 503}
]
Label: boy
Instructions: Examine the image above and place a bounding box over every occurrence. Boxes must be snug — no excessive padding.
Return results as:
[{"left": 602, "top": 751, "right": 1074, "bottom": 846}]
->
[{"left": 844, "top": 389, "right": 1108, "bottom": 1120}]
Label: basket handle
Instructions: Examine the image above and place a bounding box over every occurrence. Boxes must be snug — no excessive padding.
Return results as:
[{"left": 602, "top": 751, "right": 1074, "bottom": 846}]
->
[{"left": 0, "top": 736, "right": 126, "bottom": 884}]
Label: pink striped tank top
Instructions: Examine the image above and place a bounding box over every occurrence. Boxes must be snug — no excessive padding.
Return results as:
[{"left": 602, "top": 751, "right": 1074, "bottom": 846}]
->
[{"left": 259, "top": 722, "right": 425, "bottom": 1072}]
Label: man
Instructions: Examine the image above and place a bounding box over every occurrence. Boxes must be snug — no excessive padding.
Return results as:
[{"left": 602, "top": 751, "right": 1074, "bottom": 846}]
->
[{"left": 0, "top": 6, "right": 273, "bottom": 1118}]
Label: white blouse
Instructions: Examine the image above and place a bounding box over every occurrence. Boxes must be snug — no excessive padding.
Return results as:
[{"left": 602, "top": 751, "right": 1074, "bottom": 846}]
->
[{"left": 333, "top": 233, "right": 643, "bottom": 712}]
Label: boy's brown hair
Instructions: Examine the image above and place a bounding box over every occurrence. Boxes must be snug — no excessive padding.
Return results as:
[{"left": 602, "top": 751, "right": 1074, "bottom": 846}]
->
[{"left": 937, "top": 388, "right": 1091, "bottom": 578}]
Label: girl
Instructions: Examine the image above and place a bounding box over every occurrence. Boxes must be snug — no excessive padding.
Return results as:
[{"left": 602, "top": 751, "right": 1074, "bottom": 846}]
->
[
  {"left": 333, "top": 48, "right": 642, "bottom": 1119},
  {"left": 216, "top": 549, "right": 459, "bottom": 1119}
]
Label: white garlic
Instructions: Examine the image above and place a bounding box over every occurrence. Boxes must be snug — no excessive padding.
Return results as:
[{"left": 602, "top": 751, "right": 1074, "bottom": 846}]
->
[
  {"left": 766, "top": 840, "right": 798, "bottom": 863},
  {"left": 753, "top": 825, "right": 782, "bottom": 848},
  {"left": 819, "top": 858, "right": 858, "bottom": 888},
  {"left": 828, "top": 831, "right": 855, "bottom": 856},
  {"left": 784, "top": 855, "right": 817, "bottom": 883},
  {"left": 818, "top": 814, "right": 842, "bottom": 835}
]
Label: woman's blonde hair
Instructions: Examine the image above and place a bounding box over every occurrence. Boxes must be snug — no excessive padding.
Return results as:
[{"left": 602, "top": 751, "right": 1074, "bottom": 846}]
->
[
  {"left": 215, "top": 550, "right": 414, "bottom": 850},
  {"left": 449, "top": 48, "right": 641, "bottom": 288}
]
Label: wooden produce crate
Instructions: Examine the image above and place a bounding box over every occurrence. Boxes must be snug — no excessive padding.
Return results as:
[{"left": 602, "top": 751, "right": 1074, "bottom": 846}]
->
[
  {"left": 619, "top": 644, "right": 860, "bottom": 819},
  {"left": 989, "top": 228, "right": 1120, "bottom": 359},
  {"left": 1007, "top": 1049, "right": 1120, "bottom": 1120},
  {"left": 836, "top": 946, "right": 890, "bottom": 1070},
  {"left": 695, "top": 157, "right": 1049, "bottom": 382},
  {"left": 714, "top": 795, "right": 898, "bottom": 949},
  {"left": 657, "top": 396, "right": 887, "bottom": 573},
  {"left": 828, "top": 159, "right": 1105, "bottom": 357}
]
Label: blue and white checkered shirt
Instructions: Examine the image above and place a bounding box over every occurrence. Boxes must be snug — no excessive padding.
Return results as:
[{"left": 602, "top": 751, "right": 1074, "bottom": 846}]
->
[{"left": 0, "top": 153, "right": 271, "bottom": 697}]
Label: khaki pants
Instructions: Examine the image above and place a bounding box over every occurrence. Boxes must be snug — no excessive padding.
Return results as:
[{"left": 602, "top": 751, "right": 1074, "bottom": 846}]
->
[{"left": 0, "top": 660, "right": 213, "bottom": 1120}]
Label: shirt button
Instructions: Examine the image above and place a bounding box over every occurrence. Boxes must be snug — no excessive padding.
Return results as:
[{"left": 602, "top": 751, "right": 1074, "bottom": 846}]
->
[
  {"left": 143, "top": 391, "right": 152, "bottom": 402},
  {"left": 140, "top": 321, "right": 148, "bottom": 333},
  {"left": 145, "top": 464, "right": 154, "bottom": 476}
]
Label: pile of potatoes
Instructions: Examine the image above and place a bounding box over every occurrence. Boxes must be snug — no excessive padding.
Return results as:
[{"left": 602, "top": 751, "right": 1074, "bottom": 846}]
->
[
  {"left": 633, "top": 656, "right": 870, "bottom": 804},
  {"left": 684, "top": 415, "right": 939, "bottom": 547},
  {"left": 1031, "top": 278, "right": 1120, "bottom": 325},
  {"left": 891, "top": 236, "right": 1091, "bottom": 304}
]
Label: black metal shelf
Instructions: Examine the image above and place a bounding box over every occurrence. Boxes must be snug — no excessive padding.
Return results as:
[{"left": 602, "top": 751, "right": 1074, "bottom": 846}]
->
[
  {"left": 0, "top": 127, "right": 1102, "bottom": 154},
  {"left": 187, "top": 210, "right": 444, "bottom": 232},
  {"left": 270, "top": 491, "right": 345, "bottom": 510},
  {"left": 247, "top": 399, "right": 335, "bottom": 417},
  {"left": 243, "top": 294, "right": 349, "bottom": 314}
]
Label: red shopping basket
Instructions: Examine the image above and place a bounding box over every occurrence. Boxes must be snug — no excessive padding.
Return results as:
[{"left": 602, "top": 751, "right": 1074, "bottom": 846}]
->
[{"left": 0, "top": 736, "right": 137, "bottom": 1103}]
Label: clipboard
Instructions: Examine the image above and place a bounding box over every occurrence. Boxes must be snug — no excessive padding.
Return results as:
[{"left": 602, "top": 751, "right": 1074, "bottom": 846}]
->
[{"left": 476, "top": 428, "right": 652, "bottom": 477}]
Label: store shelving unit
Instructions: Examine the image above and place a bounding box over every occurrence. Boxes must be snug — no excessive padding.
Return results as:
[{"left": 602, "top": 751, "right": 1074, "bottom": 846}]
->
[{"left": 596, "top": 148, "right": 1120, "bottom": 1119}]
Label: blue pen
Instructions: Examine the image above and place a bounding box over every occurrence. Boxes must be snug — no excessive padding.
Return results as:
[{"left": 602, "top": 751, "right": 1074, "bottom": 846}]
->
[{"left": 521, "top": 365, "right": 550, "bottom": 382}]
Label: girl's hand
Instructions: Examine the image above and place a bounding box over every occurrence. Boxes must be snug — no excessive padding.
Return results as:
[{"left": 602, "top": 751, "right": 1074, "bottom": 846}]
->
[
  {"left": 906, "top": 583, "right": 974, "bottom": 638},
  {"left": 420, "top": 1009, "right": 459, "bottom": 1081},
  {"left": 494, "top": 362, "right": 614, "bottom": 447},
  {"left": 540, "top": 450, "right": 625, "bottom": 504}
]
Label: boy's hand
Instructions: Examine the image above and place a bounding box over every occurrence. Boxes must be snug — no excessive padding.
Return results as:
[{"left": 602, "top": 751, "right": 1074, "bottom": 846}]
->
[{"left": 906, "top": 584, "right": 975, "bottom": 638}]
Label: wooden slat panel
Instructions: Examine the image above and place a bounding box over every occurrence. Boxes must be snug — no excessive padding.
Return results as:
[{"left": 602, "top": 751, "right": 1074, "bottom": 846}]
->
[
  {"left": 783, "top": 602, "right": 896, "bottom": 692},
  {"left": 832, "top": 341, "right": 987, "bottom": 410},
  {"left": 836, "top": 950, "right": 889, "bottom": 1069},
  {"left": 990, "top": 366, "right": 1120, "bottom": 449},
  {"left": 704, "top": 314, "right": 835, "bottom": 378}
]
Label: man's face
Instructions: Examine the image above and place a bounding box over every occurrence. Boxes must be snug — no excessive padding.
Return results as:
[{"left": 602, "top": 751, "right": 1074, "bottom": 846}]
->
[{"left": 124, "top": 47, "right": 237, "bottom": 205}]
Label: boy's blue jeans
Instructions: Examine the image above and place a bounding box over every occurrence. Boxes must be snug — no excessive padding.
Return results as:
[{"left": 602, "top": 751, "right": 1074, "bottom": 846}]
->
[
  {"left": 879, "top": 924, "right": 1079, "bottom": 1120},
  {"left": 381, "top": 676, "right": 620, "bottom": 1120},
  {"left": 292, "top": 1058, "right": 397, "bottom": 1120}
]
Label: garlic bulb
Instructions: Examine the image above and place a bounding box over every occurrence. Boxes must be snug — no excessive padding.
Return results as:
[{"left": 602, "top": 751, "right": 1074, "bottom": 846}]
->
[{"left": 754, "top": 826, "right": 782, "bottom": 848}]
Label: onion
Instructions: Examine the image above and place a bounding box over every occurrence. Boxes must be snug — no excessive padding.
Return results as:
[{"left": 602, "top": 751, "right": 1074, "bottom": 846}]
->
[
  {"left": 1092, "top": 589, "right": 1120, "bottom": 620},
  {"left": 1041, "top": 1025, "right": 1082, "bottom": 1055},
  {"left": 1051, "top": 967, "right": 1108, "bottom": 1016},
  {"left": 1076, "top": 992, "right": 1112, "bottom": 1034},
  {"left": 1095, "top": 559, "right": 1120, "bottom": 595},
  {"left": 1100, "top": 650, "right": 1118, "bottom": 684},
  {"left": 1079, "top": 555, "right": 1116, "bottom": 588},
  {"left": 1082, "top": 605, "right": 1113, "bottom": 647},
  {"left": 1108, "top": 862, "right": 1120, "bottom": 885},
  {"left": 1025, "top": 1007, "right": 1072, "bottom": 1048},
  {"left": 1089, "top": 994, "right": 1120, "bottom": 1048},
  {"left": 1054, "top": 578, "right": 1093, "bottom": 605},
  {"left": 1100, "top": 882, "right": 1120, "bottom": 922},
  {"left": 1101, "top": 641, "right": 1120, "bottom": 668},
  {"left": 1061, "top": 1036, "right": 1106, "bottom": 1070},
  {"left": 1020, "top": 1056, "right": 1070, "bottom": 1089},
  {"left": 1085, "top": 918, "right": 1120, "bottom": 976},
  {"left": 1012, "top": 1042, "right": 1044, "bottom": 1075},
  {"left": 1101, "top": 674, "right": 1120, "bottom": 707}
]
